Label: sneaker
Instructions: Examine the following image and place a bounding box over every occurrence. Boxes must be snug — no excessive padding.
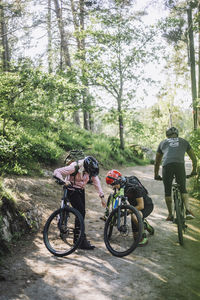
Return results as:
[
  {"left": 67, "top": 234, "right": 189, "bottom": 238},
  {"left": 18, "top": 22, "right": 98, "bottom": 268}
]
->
[
  {"left": 143, "top": 219, "right": 154, "bottom": 235},
  {"left": 186, "top": 210, "right": 195, "bottom": 220},
  {"left": 166, "top": 215, "right": 173, "bottom": 221},
  {"left": 138, "top": 233, "right": 148, "bottom": 247},
  {"left": 78, "top": 237, "right": 95, "bottom": 250}
]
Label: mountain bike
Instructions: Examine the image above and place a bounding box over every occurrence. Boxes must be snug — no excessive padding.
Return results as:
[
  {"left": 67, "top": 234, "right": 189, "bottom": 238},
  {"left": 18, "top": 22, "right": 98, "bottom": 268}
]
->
[
  {"left": 172, "top": 174, "right": 195, "bottom": 246},
  {"left": 157, "top": 174, "right": 195, "bottom": 246},
  {"left": 172, "top": 179, "right": 185, "bottom": 245},
  {"left": 43, "top": 176, "right": 84, "bottom": 257},
  {"left": 104, "top": 176, "right": 143, "bottom": 257}
]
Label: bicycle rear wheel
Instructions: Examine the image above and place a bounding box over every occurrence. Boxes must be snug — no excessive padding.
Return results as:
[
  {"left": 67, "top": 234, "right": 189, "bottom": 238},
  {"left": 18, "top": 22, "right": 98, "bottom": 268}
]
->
[
  {"left": 104, "top": 205, "right": 143, "bottom": 257},
  {"left": 174, "top": 191, "right": 184, "bottom": 246},
  {"left": 43, "top": 207, "right": 84, "bottom": 257}
]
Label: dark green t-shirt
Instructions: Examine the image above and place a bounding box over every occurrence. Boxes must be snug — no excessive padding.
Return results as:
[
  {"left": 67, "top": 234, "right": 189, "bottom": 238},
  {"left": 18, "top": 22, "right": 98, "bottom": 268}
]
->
[{"left": 157, "top": 137, "right": 191, "bottom": 166}]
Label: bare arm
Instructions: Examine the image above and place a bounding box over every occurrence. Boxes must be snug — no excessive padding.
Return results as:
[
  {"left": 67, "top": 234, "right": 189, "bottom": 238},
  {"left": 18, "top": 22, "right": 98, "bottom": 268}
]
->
[
  {"left": 187, "top": 148, "right": 197, "bottom": 174},
  {"left": 91, "top": 176, "right": 106, "bottom": 207},
  {"left": 154, "top": 152, "right": 163, "bottom": 178},
  {"left": 135, "top": 197, "right": 144, "bottom": 211}
]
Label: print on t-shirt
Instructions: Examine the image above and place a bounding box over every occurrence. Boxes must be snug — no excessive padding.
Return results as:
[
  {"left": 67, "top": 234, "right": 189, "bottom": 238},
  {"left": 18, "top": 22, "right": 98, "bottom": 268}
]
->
[{"left": 168, "top": 138, "right": 179, "bottom": 148}]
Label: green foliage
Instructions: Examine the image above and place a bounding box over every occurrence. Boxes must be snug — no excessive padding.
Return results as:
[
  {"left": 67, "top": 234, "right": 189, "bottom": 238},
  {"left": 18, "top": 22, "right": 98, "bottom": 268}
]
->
[
  {"left": 188, "top": 129, "right": 200, "bottom": 199},
  {"left": 0, "top": 108, "right": 145, "bottom": 175},
  {"left": 85, "top": 7, "right": 161, "bottom": 149},
  {"left": 0, "top": 63, "right": 80, "bottom": 136},
  {"left": 0, "top": 180, "right": 16, "bottom": 209},
  {"left": 189, "top": 129, "right": 200, "bottom": 160},
  {"left": 0, "top": 179, "right": 31, "bottom": 256},
  {"left": 159, "top": 17, "right": 186, "bottom": 46},
  {"left": 0, "top": 62, "right": 84, "bottom": 175},
  {"left": 0, "top": 125, "right": 64, "bottom": 175}
]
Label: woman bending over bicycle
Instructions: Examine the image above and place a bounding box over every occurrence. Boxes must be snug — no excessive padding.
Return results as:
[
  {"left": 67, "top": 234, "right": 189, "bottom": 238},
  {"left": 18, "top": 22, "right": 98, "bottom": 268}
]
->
[
  {"left": 53, "top": 156, "right": 106, "bottom": 250},
  {"left": 105, "top": 170, "right": 154, "bottom": 247}
]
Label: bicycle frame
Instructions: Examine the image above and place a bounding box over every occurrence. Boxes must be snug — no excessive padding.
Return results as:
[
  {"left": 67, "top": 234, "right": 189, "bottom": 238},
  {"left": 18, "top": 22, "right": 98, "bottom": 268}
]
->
[
  {"left": 172, "top": 180, "right": 186, "bottom": 245},
  {"left": 43, "top": 176, "right": 85, "bottom": 257},
  {"left": 104, "top": 183, "right": 143, "bottom": 257},
  {"left": 60, "top": 186, "right": 71, "bottom": 208},
  {"left": 108, "top": 188, "right": 127, "bottom": 227}
]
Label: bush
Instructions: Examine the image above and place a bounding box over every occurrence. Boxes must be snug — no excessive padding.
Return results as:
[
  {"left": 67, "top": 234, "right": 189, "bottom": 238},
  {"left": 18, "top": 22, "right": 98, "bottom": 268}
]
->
[
  {"left": 0, "top": 118, "right": 146, "bottom": 176},
  {"left": 189, "top": 129, "right": 200, "bottom": 199}
]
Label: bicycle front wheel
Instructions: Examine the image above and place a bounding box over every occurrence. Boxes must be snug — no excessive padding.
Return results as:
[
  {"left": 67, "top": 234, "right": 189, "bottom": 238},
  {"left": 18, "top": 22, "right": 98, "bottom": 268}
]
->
[
  {"left": 43, "top": 207, "right": 84, "bottom": 257},
  {"left": 104, "top": 205, "right": 143, "bottom": 257},
  {"left": 174, "top": 191, "right": 184, "bottom": 246}
]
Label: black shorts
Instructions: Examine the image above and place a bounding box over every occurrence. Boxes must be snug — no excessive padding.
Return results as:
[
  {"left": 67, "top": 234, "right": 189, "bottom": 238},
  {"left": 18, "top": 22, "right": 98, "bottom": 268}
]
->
[
  {"left": 162, "top": 162, "right": 187, "bottom": 197},
  {"left": 141, "top": 203, "right": 154, "bottom": 219},
  {"left": 128, "top": 195, "right": 154, "bottom": 219}
]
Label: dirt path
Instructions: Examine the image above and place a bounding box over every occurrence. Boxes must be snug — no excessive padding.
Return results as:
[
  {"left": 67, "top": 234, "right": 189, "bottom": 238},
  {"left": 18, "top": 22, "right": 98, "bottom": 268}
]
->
[{"left": 0, "top": 164, "right": 200, "bottom": 300}]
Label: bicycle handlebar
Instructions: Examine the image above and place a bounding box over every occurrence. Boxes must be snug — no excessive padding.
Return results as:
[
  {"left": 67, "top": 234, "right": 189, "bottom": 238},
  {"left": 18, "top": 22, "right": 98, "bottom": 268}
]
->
[
  {"left": 155, "top": 173, "right": 197, "bottom": 181},
  {"left": 53, "top": 176, "right": 73, "bottom": 189},
  {"left": 53, "top": 176, "right": 65, "bottom": 185}
]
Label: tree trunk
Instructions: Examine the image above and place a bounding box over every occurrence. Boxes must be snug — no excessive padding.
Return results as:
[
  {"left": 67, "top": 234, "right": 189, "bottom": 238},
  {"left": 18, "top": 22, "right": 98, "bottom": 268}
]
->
[
  {"left": 54, "top": 0, "right": 81, "bottom": 126},
  {"left": 83, "top": 92, "right": 90, "bottom": 130},
  {"left": 198, "top": 2, "right": 200, "bottom": 127},
  {"left": 70, "top": 0, "right": 92, "bottom": 130},
  {"left": 73, "top": 111, "right": 81, "bottom": 126},
  {"left": 118, "top": 51, "right": 125, "bottom": 149},
  {"left": 117, "top": 96, "right": 124, "bottom": 150},
  {"left": 53, "top": 0, "right": 71, "bottom": 68},
  {"left": 0, "top": 3, "right": 10, "bottom": 71},
  {"left": 89, "top": 112, "right": 94, "bottom": 132},
  {"left": 187, "top": 6, "right": 198, "bottom": 130},
  {"left": 83, "top": 110, "right": 90, "bottom": 130},
  {"left": 47, "top": 0, "right": 53, "bottom": 73}
]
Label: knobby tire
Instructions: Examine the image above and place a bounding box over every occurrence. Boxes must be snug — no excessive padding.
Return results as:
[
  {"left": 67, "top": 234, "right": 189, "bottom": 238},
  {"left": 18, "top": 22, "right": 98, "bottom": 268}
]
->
[
  {"left": 43, "top": 207, "right": 84, "bottom": 257},
  {"left": 174, "top": 192, "right": 184, "bottom": 246},
  {"left": 104, "top": 205, "right": 143, "bottom": 257}
]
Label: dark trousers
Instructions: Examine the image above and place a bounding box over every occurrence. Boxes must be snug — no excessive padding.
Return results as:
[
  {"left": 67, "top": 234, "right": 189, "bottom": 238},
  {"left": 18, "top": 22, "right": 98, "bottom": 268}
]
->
[
  {"left": 68, "top": 188, "right": 85, "bottom": 219},
  {"left": 162, "top": 163, "right": 187, "bottom": 196},
  {"left": 68, "top": 188, "right": 85, "bottom": 231}
]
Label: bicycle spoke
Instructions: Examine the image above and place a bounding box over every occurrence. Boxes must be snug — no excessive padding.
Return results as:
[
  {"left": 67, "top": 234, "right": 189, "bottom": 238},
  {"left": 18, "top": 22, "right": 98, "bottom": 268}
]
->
[
  {"left": 174, "top": 192, "right": 184, "bottom": 246},
  {"left": 43, "top": 208, "right": 84, "bottom": 256},
  {"left": 104, "top": 205, "right": 142, "bottom": 257}
]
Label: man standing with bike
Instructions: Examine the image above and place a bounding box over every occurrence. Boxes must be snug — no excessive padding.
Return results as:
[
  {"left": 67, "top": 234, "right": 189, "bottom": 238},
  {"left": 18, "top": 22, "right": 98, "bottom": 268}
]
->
[
  {"left": 154, "top": 127, "right": 197, "bottom": 221},
  {"left": 54, "top": 156, "right": 106, "bottom": 250}
]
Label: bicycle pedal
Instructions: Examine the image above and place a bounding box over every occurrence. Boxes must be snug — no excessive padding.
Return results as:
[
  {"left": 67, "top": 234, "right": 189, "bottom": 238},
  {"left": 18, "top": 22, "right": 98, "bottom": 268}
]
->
[
  {"left": 100, "top": 216, "right": 107, "bottom": 222},
  {"left": 147, "top": 227, "right": 154, "bottom": 235}
]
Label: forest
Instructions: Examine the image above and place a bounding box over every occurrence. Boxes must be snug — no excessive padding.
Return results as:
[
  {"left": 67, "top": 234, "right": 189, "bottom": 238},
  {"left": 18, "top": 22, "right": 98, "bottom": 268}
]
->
[
  {"left": 0, "top": 2, "right": 200, "bottom": 298},
  {"left": 0, "top": 0, "right": 200, "bottom": 197}
]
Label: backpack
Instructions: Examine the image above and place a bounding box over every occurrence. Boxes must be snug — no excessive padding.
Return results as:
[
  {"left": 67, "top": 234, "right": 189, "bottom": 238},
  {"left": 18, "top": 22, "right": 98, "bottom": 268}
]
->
[
  {"left": 64, "top": 150, "right": 85, "bottom": 181},
  {"left": 125, "top": 175, "right": 148, "bottom": 195}
]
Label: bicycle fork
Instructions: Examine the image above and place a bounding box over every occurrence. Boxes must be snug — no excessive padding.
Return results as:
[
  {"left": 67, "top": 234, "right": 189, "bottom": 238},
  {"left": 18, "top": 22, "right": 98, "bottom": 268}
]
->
[{"left": 117, "top": 205, "right": 128, "bottom": 232}]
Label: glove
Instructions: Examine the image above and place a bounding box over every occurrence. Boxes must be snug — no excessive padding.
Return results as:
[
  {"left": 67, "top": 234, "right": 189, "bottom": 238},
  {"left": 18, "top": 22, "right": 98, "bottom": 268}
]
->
[{"left": 154, "top": 175, "right": 162, "bottom": 181}]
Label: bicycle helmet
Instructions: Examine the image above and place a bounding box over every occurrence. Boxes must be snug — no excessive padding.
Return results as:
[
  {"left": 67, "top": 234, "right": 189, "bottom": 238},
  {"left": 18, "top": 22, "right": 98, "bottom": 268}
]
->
[
  {"left": 166, "top": 127, "right": 179, "bottom": 137},
  {"left": 83, "top": 156, "right": 99, "bottom": 176},
  {"left": 106, "top": 170, "right": 122, "bottom": 185}
]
